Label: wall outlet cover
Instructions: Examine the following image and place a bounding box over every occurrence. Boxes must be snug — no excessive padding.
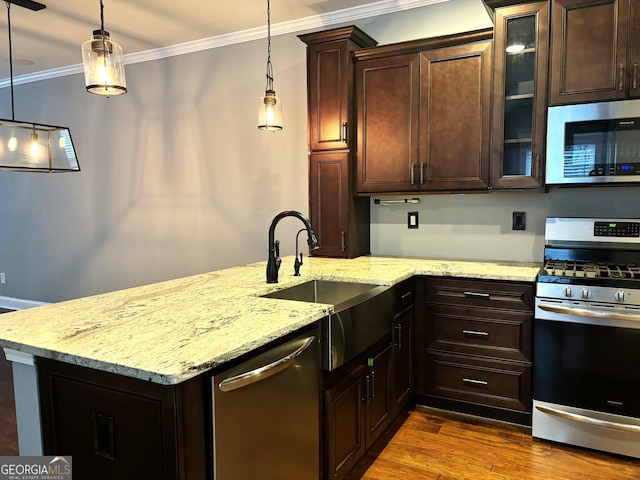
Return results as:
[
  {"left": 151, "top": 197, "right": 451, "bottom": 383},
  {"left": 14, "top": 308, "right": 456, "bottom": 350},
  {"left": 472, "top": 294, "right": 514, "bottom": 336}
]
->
[
  {"left": 408, "top": 212, "right": 419, "bottom": 229},
  {"left": 512, "top": 212, "right": 526, "bottom": 231}
]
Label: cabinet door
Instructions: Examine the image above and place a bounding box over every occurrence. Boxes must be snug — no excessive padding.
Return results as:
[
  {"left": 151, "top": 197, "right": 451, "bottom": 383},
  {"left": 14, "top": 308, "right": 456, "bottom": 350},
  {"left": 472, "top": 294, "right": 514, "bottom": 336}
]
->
[
  {"left": 550, "top": 0, "right": 629, "bottom": 104},
  {"left": 38, "top": 359, "right": 207, "bottom": 480},
  {"left": 364, "top": 345, "right": 393, "bottom": 447},
  {"left": 309, "top": 152, "right": 370, "bottom": 258},
  {"left": 630, "top": 0, "right": 640, "bottom": 97},
  {"left": 356, "top": 54, "right": 420, "bottom": 193},
  {"left": 491, "top": 2, "right": 549, "bottom": 189},
  {"left": 325, "top": 365, "right": 366, "bottom": 480},
  {"left": 307, "top": 40, "right": 351, "bottom": 151},
  {"left": 392, "top": 308, "right": 414, "bottom": 414},
  {"left": 419, "top": 41, "right": 492, "bottom": 191}
]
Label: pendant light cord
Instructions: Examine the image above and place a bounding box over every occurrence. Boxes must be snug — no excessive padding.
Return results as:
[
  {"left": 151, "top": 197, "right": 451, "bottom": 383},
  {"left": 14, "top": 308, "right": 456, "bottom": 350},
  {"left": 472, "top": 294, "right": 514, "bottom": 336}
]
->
[
  {"left": 265, "top": 0, "right": 274, "bottom": 92},
  {"left": 99, "top": 0, "right": 105, "bottom": 31},
  {"left": 6, "top": 1, "right": 15, "bottom": 121}
]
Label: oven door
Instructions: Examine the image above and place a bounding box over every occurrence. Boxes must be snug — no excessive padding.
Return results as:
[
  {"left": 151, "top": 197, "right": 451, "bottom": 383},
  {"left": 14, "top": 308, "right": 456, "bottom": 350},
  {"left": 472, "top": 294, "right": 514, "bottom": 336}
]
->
[{"left": 533, "top": 298, "right": 640, "bottom": 457}]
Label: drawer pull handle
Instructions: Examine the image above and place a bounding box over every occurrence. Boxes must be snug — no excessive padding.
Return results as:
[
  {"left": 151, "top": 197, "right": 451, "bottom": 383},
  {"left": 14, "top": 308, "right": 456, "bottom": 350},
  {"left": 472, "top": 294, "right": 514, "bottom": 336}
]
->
[
  {"left": 463, "top": 329, "right": 489, "bottom": 337},
  {"left": 400, "top": 291, "right": 412, "bottom": 300},
  {"left": 464, "top": 291, "right": 490, "bottom": 299},
  {"left": 463, "top": 378, "right": 488, "bottom": 386}
]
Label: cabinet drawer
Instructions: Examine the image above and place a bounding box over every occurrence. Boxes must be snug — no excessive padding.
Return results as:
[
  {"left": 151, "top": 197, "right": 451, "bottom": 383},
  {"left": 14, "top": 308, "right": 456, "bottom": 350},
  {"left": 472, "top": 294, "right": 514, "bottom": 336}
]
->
[
  {"left": 425, "top": 278, "right": 534, "bottom": 312},
  {"left": 394, "top": 279, "right": 414, "bottom": 314},
  {"left": 426, "top": 352, "right": 531, "bottom": 412},
  {"left": 426, "top": 305, "right": 532, "bottom": 362}
]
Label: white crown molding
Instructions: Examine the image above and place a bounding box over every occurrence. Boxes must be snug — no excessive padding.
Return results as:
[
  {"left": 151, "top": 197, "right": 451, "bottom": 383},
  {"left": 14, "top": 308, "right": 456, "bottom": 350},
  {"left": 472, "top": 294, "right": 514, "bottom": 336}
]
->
[{"left": 0, "top": 0, "right": 448, "bottom": 88}]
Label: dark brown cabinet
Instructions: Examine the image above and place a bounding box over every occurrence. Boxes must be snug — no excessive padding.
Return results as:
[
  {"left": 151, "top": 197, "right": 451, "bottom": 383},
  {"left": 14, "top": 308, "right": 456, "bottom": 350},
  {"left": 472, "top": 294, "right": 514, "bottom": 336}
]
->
[
  {"left": 324, "top": 344, "right": 393, "bottom": 480},
  {"left": 355, "top": 53, "right": 420, "bottom": 193},
  {"left": 300, "top": 27, "right": 376, "bottom": 258},
  {"left": 324, "top": 364, "right": 366, "bottom": 480},
  {"left": 354, "top": 29, "right": 493, "bottom": 194},
  {"left": 392, "top": 279, "right": 414, "bottom": 414},
  {"left": 489, "top": 1, "right": 549, "bottom": 189},
  {"left": 37, "top": 358, "right": 206, "bottom": 480},
  {"left": 550, "top": 0, "right": 640, "bottom": 104},
  {"left": 309, "top": 152, "right": 369, "bottom": 257},
  {"left": 415, "top": 277, "right": 534, "bottom": 425}
]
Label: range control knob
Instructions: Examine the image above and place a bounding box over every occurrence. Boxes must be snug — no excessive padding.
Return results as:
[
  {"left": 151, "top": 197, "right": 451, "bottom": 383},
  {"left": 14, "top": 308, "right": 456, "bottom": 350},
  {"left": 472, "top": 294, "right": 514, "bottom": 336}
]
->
[
  {"left": 563, "top": 286, "right": 573, "bottom": 297},
  {"left": 615, "top": 290, "right": 627, "bottom": 302},
  {"left": 580, "top": 287, "right": 591, "bottom": 299}
]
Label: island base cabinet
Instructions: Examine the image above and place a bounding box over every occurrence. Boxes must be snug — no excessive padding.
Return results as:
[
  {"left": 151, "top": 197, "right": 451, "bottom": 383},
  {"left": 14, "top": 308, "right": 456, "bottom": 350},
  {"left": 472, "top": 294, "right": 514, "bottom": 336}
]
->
[
  {"left": 324, "top": 343, "right": 396, "bottom": 480},
  {"left": 324, "top": 364, "right": 366, "bottom": 480},
  {"left": 37, "top": 358, "right": 206, "bottom": 480}
]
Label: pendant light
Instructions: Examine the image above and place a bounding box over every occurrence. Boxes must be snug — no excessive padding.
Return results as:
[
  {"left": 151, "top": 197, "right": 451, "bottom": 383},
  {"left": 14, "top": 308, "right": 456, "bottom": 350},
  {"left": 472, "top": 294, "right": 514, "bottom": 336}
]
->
[
  {"left": 81, "top": 0, "right": 126, "bottom": 96},
  {"left": 258, "top": 0, "right": 283, "bottom": 131},
  {"left": 0, "top": 1, "right": 79, "bottom": 173}
]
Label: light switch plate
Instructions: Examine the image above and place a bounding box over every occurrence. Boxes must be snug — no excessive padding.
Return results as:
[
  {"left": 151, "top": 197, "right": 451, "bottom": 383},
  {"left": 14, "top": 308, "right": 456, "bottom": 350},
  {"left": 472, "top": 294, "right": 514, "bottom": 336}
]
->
[{"left": 408, "top": 212, "right": 419, "bottom": 229}]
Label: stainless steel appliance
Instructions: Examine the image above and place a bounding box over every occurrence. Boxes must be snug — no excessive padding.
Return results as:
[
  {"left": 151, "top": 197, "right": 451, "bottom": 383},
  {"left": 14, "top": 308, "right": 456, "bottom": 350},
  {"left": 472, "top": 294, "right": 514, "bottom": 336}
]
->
[
  {"left": 546, "top": 99, "right": 640, "bottom": 184},
  {"left": 262, "top": 279, "right": 394, "bottom": 371},
  {"left": 533, "top": 217, "right": 640, "bottom": 458},
  {"left": 211, "top": 325, "right": 320, "bottom": 479}
]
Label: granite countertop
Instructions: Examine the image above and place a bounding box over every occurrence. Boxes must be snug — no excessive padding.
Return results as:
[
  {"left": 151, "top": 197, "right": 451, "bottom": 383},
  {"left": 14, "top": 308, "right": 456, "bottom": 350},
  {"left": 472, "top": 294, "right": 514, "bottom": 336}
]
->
[{"left": 0, "top": 255, "right": 540, "bottom": 385}]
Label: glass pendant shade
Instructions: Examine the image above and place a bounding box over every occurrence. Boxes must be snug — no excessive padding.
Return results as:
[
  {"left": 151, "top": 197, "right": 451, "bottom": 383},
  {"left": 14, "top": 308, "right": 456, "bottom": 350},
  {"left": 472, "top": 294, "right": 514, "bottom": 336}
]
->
[
  {"left": 82, "top": 29, "right": 127, "bottom": 96},
  {"left": 0, "top": 119, "right": 79, "bottom": 172},
  {"left": 258, "top": 90, "right": 283, "bottom": 131}
]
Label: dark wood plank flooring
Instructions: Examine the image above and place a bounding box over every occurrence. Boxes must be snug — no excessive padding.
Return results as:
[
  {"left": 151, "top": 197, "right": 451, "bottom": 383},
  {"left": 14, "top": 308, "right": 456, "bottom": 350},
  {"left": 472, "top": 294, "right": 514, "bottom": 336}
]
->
[{"left": 348, "top": 407, "right": 640, "bottom": 480}]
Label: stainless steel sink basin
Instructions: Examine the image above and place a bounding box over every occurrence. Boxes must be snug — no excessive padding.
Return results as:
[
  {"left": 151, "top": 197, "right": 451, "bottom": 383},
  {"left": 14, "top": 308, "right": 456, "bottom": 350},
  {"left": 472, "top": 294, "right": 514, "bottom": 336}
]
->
[
  {"left": 261, "top": 279, "right": 383, "bottom": 310},
  {"left": 261, "top": 279, "right": 394, "bottom": 371}
]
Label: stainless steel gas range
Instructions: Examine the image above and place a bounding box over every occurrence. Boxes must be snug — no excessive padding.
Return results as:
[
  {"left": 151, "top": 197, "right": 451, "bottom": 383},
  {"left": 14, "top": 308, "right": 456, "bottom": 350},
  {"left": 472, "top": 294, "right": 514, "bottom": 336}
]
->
[{"left": 533, "top": 217, "right": 640, "bottom": 459}]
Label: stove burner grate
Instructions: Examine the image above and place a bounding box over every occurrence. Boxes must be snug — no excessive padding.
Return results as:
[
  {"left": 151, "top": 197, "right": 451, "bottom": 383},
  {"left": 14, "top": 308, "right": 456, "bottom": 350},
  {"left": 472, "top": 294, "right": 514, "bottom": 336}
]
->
[{"left": 542, "top": 260, "right": 640, "bottom": 280}]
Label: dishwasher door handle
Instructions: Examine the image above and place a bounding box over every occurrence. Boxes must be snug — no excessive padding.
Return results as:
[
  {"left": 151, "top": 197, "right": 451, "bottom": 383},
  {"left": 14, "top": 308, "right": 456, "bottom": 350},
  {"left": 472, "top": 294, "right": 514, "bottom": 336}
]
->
[{"left": 218, "top": 336, "right": 315, "bottom": 392}]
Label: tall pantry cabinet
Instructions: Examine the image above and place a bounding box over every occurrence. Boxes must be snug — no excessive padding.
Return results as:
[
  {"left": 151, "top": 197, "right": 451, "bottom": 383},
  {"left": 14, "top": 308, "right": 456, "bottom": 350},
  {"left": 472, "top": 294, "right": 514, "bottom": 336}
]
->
[{"left": 299, "top": 27, "right": 377, "bottom": 258}]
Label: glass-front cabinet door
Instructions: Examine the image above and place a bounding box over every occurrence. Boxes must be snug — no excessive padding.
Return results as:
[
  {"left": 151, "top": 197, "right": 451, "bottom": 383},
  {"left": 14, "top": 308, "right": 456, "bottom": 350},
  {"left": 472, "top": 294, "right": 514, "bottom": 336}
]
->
[{"left": 490, "top": 2, "right": 549, "bottom": 189}]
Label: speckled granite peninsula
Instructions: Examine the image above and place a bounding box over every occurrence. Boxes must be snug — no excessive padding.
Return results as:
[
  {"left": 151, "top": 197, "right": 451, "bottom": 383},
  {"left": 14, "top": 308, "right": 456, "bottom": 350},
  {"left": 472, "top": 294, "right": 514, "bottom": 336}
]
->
[{"left": 0, "top": 256, "right": 540, "bottom": 385}]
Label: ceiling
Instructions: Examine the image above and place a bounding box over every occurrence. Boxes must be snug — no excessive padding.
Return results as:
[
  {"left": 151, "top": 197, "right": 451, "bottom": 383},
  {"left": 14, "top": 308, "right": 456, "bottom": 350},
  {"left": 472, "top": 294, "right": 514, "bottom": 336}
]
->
[{"left": 0, "top": 0, "right": 439, "bottom": 82}]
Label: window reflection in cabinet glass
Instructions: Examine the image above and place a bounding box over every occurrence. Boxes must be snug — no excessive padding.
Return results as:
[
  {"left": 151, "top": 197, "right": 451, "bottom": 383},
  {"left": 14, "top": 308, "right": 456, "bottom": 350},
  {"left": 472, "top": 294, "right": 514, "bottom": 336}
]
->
[{"left": 503, "top": 15, "right": 536, "bottom": 176}]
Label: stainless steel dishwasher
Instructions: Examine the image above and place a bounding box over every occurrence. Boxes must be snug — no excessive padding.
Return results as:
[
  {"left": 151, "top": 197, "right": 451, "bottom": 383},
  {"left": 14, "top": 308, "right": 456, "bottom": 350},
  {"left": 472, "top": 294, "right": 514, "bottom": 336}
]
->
[{"left": 211, "top": 325, "right": 320, "bottom": 479}]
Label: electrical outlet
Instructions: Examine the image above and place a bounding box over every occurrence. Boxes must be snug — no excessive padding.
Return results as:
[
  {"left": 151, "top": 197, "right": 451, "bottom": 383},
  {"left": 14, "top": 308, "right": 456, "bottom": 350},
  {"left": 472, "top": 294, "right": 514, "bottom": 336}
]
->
[
  {"left": 512, "top": 212, "right": 526, "bottom": 231},
  {"left": 0, "top": 273, "right": 5, "bottom": 284},
  {"left": 408, "top": 212, "right": 419, "bottom": 229}
]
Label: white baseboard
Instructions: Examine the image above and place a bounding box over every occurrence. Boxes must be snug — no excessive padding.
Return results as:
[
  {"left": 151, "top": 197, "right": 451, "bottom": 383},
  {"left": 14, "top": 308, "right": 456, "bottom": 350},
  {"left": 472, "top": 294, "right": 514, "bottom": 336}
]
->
[{"left": 0, "top": 296, "right": 49, "bottom": 310}]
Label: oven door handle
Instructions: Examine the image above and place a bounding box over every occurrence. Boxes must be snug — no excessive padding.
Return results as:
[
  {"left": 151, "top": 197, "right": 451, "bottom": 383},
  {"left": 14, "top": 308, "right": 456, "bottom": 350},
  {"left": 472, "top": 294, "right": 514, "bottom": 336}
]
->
[
  {"left": 537, "top": 303, "right": 640, "bottom": 322},
  {"left": 536, "top": 405, "right": 640, "bottom": 434}
]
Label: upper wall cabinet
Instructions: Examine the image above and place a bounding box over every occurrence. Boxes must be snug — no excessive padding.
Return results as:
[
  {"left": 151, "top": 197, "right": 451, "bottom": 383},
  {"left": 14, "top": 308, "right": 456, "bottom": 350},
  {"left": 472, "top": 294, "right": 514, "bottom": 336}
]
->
[
  {"left": 490, "top": 1, "right": 549, "bottom": 189},
  {"left": 354, "top": 30, "right": 493, "bottom": 194},
  {"left": 355, "top": 53, "right": 420, "bottom": 193},
  {"left": 550, "top": 0, "right": 640, "bottom": 104},
  {"left": 419, "top": 40, "right": 492, "bottom": 191},
  {"left": 300, "top": 27, "right": 376, "bottom": 258},
  {"left": 300, "top": 27, "right": 377, "bottom": 152}
]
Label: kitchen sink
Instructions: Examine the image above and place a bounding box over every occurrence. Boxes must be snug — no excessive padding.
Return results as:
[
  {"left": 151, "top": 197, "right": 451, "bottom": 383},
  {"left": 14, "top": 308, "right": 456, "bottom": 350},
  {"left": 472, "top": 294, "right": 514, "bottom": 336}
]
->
[
  {"left": 261, "top": 279, "right": 394, "bottom": 371},
  {"left": 261, "top": 279, "right": 384, "bottom": 310}
]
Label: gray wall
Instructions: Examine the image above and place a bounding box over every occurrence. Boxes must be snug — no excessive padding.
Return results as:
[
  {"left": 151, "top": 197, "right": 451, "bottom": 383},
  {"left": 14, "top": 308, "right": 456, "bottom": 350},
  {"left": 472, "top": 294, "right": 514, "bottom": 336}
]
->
[{"left": 0, "top": 0, "right": 636, "bottom": 303}]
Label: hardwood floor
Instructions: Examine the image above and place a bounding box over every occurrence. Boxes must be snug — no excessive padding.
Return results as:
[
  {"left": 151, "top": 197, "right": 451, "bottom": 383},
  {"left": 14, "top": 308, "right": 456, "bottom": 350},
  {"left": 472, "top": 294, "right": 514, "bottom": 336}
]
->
[
  {"left": 348, "top": 407, "right": 640, "bottom": 480},
  {"left": 0, "top": 352, "right": 18, "bottom": 455}
]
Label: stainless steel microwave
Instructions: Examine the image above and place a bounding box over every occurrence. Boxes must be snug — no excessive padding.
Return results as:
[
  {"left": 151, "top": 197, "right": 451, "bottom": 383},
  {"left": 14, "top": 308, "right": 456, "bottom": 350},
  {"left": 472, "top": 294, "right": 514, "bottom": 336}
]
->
[{"left": 546, "top": 99, "right": 640, "bottom": 184}]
